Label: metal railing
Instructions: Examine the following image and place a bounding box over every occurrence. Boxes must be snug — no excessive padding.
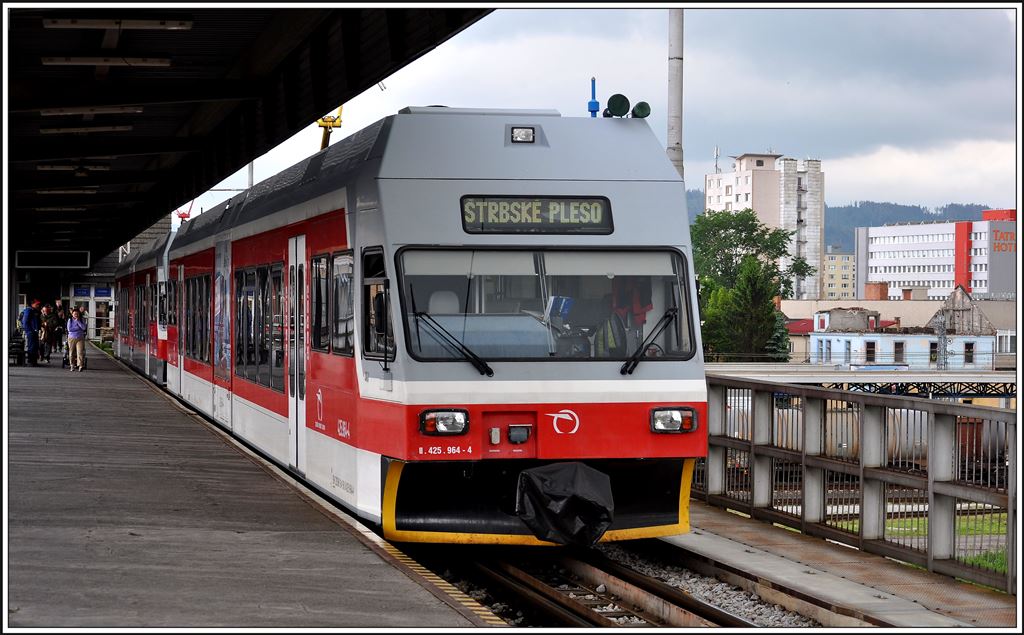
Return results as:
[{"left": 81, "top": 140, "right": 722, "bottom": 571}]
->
[{"left": 693, "top": 374, "right": 1017, "bottom": 594}]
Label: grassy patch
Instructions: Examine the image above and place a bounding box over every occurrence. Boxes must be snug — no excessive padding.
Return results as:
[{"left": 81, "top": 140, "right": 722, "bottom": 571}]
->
[
  {"left": 961, "top": 549, "right": 1007, "bottom": 574},
  {"left": 833, "top": 512, "right": 1007, "bottom": 539}
]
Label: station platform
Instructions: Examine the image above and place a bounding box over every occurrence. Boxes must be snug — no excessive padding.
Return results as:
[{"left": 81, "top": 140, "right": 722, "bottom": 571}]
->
[
  {"left": 6, "top": 346, "right": 497, "bottom": 628},
  {"left": 672, "top": 502, "right": 1017, "bottom": 628}
]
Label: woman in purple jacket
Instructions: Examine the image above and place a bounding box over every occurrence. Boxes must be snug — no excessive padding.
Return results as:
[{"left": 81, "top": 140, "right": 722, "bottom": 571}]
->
[{"left": 66, "top": 308, "right": 88, "bottom": 372}]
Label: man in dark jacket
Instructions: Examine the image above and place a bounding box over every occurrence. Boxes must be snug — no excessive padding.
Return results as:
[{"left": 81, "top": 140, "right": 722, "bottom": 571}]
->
[
  {"left": 19, "top": 299, "right": 42, "bottom": 366},
  {"left": 40, "top": 304, "right": 63, "bottom": 363}
]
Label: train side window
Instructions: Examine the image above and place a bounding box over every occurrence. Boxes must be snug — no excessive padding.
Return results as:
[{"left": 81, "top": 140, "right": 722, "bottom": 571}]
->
[
  {"left": 332, "top": 252, "right": 354, "bottom": 356},
  {"left": 192, "top": 277, "right": 200, "bottom": 359},
  {"left": 185, "top": 278, "right": 195, "bottom": 360},
  {"left": 256, "top": 266, "right": 271, "bottom": 387},
  {"left": 270, "top": 265, "right": 284, "bottom": 391},
  {"left": 362, "top": 247, "right": 395, "bottom": 361},
  {"left": 243, "top": 269, "right": 257, "bottom": 381},
  {"left": 167, "top": 280, "right": 176, "bottom": 327},
  {"left": 158, "top": 281, "right": 167, "bottom": 328},
  {"left": 234, "top": 270, "right": 245, "bottom": 377},
  {"left": 200, "top": 275, "right": 211, "bottom": 363},
  {"left": 311, "top": 255, "right": 331, "bottom": 352}
]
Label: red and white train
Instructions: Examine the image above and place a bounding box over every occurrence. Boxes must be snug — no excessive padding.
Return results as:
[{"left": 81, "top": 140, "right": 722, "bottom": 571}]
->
[{"left": 115, "top": 106, "right": 707, "bottom": 546}]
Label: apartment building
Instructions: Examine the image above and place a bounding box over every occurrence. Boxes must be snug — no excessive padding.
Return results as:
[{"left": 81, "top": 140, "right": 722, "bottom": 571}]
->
[
  {"left": 704, "top": 153, "right": 824, "bottom": 299},
  {"left": 854, "top": 209, "right": 1017, "bottom": 300},
  {"left": 822, "top": 245, "right": 855, "bottom": 300}
]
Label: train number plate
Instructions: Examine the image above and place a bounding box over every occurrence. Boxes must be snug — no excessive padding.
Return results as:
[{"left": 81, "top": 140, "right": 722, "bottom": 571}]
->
[{"left": 419, "top": 445, "right": 472, "bottom": 456}]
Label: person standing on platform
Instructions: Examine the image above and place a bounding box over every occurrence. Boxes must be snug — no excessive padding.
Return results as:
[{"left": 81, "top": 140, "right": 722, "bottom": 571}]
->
[
  {"left": 67, "top": 307, "right": 88, "bottom": 372},
  {"left": 54, "top": 299, "right": 68, "bottom": 353},
  {"left": 19, "top": 299, "right": 42, "bottom": 366},
  {"left": 39, "top": 304, "right": 61, "bottom": 363}
]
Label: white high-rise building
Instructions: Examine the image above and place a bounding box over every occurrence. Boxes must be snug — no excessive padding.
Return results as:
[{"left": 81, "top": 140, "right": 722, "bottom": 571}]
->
[
  {"left": 704, "top": 153, "right": 825, "bottom": 299},
  {"left": 854, "top": 210, "right": 1017, "bottom": 300}
]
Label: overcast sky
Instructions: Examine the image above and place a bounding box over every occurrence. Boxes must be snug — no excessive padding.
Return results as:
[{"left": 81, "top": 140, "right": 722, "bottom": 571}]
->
[{"left": 177, "top": 5, "right": 1019, "bottom": 227}]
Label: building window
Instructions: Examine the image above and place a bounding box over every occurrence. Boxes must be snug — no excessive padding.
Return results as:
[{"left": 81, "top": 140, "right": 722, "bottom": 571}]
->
[
  {"left": 825, "top": 340, "right": 832, "bottom": 362},
  {"left": 964, "top": 342, "right": 974, "bottom": 365},
  {"left": 756, "top": 159, "right": 764, "bottom": 167},
  {"left": 894, "top": 341, "right": 905, "bottom": 363},
  {"left": 865, "top": 341, "right": 876, "bottom": 363}
]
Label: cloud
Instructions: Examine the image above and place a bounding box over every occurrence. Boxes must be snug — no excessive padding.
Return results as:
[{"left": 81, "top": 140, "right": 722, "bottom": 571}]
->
[
  {"left": 176, "top": 7, "right": 1017, "bottom": 227},
  {"left": 824, "top": 140, "right": 1017, "bottom": 208}
]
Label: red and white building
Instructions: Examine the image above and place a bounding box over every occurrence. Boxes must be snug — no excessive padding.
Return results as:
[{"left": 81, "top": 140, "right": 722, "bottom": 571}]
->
[{"left": 854, "top": 209, "right": 1017, "bottom": 300}]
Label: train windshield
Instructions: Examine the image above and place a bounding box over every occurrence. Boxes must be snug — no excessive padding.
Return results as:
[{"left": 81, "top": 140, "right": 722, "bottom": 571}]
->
[{"left": 400, "top": 249, "right": 693, "bottom": 362}]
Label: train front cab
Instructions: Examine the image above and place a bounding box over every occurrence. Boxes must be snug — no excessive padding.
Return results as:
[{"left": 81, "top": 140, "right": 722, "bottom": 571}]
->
[{"left": 374, "top": 244, "right": 708, "bottom": 546}]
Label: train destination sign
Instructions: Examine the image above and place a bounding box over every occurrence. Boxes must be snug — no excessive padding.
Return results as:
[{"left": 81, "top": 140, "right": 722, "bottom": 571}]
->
[{"left": 462, "top": 196, "right": 612, "bottom": 234}]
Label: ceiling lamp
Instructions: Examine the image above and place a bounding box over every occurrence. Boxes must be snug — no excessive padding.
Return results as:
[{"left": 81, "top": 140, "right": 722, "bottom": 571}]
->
[
  {"left": 37, "top": 164, "right": 111, "bottom": 171},
  {"left": 43, "top": 18, "right": 193, "bottom": 30},
  {"left": 40, "top": 106, "right": 144, "bottom": 116},
  {"left": 40, "top": 125, "right": 133, "bottom": 134},
  {"left": 42, "top": 56, "right": 171, "bottom": 67}
]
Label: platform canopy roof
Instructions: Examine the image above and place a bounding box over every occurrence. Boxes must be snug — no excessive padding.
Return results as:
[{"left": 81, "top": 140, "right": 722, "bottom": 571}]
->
[{"left": 8, "top": 7, "right": 491, "bottom": 267}]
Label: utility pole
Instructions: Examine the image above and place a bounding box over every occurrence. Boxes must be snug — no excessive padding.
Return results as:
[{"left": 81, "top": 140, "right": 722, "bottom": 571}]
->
[
  {"left": 937, "top": 309, "right": 948, "bottom": 370},
  {"left": 666, "top": 8, "right": 684, "bottom": 181}
]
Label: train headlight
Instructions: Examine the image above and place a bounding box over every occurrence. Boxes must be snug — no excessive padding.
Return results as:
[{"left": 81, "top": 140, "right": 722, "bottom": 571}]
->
[
  {"left": 420, "top": 409, "right": 469, "bottom": 435},
  {"left": 510, "top": 127, "right": 535, "bottom": 143},
  {"left": 650, "top": 408, "right": 698, "bottom": 433}
]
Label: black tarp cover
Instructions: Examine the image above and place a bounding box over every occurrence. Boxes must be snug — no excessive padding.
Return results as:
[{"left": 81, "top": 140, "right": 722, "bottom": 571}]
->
[{"left": 516, "top": 462, "right": 614, "bottom": 547}]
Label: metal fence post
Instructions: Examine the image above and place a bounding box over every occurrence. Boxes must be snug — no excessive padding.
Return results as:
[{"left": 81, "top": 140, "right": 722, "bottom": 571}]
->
[
  {"left": 928, "top": 413, "right": 957, "bottom": 570},
  {"left": 707, "top": 383, "right": 726, "bottom": 497},
  {"left": 751, "top": 388, "right": 772, "bottom": 509},
  {"left": 1006, "top": 421, "right": 1017, "bottom": 594},
  {"left": 860, "top": 405, "right": 886, "bottom": 543},
  {"left": 802, "top": 396, "right": 825, "bottom": 530}
]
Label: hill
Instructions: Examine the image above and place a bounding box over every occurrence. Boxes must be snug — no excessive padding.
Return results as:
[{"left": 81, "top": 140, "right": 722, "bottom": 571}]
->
[{"left": 684, "top": 190, "right": 991, "bottom": 252}]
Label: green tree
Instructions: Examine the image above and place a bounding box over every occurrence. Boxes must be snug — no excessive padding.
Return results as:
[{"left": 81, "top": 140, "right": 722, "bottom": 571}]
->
[
  {"left": 690, "top": 208, "right": 815, "bottom": 300},
  {"left": 700, "top": 283, "right": 735, "bottom": 362},
  {"left": 724, "top": 256, "right": 779, "bottom": 361},
  {"left": 766, "top": 310, "right": 791, "bottom": 362}
]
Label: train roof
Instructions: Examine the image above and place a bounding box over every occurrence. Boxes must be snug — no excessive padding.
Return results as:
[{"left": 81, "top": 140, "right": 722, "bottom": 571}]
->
[
  {"left": 114, "top": 249, "right": 140, "bottom": 279},
  {"left": 169, "top": 196, "right": 234, "bottom": 254},
  {"left": 134, "top": 230, "right": 175, "bottom": 271},
  {"left": 168, "top": 106, "right": 684, "bottom": 255}
]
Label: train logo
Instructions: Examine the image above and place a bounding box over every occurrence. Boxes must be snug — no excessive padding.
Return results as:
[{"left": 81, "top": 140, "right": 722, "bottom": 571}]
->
[{"left": 547, "top": 409, "right": 580, "bottom": 434}]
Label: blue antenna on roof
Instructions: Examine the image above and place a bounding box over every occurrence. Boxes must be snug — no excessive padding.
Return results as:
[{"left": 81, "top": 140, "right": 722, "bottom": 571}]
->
[{"left": 588, "top": 77, "right": 599, "bottom": 118}]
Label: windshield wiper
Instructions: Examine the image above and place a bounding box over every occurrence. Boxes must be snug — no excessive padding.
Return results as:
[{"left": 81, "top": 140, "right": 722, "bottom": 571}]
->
[
  {"left": 620, "top": 308, "right": 677, "bottom": 375},
  {"left": 414, "top": 311, "right": 494, "bottom": 377}
]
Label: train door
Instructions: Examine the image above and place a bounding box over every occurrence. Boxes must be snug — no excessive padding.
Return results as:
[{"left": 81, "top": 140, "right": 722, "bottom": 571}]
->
[
  {"left": 288, "top": 235, "right": 307, "bottom": 474},
  {"left": 212, "top": 239, "right": 233, "bottom": 428},
  {"left": 177, "top": 265, "right": 185, "bottom": 393},
  {"left": 145, "top": 273, "right": 151, "bottom": 377}
]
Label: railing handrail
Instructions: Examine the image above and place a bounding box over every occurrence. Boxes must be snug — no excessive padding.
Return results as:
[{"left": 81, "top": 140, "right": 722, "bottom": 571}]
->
[
  {"left": 698, "top": 375, "right": 1017, "bottom": 594},
  {"left": 706, "top": 374, "right": 1016, "bottom": 421}
]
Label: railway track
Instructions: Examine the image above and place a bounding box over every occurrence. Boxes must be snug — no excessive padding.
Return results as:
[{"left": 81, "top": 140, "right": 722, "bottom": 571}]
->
[{"left": 471, "top": 549, "right": 758, "bottom": 627}]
